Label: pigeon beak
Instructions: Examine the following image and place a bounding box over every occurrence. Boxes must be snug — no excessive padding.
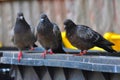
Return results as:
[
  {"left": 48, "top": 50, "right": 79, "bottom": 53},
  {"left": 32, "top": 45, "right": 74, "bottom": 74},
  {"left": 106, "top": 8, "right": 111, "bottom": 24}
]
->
[
  {"left": 40, "top": 18, "right": 44, "bottom": 22},
  {"left": 19, "top": 16, "right": 23, "bottom": 20}
]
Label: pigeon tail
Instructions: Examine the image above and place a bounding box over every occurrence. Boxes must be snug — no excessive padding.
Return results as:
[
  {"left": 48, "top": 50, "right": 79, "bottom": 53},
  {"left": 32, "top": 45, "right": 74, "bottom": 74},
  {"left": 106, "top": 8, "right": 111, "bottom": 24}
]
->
[{"left": 97, "top": 45, "right": 117, "bottom": 53}]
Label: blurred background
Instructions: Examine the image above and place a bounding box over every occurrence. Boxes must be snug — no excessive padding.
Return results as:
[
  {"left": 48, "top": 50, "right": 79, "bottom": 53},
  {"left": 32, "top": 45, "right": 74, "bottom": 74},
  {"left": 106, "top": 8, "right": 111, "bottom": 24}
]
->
[{"left": 0, "top": 0, "right": 120, "bottom": 47}]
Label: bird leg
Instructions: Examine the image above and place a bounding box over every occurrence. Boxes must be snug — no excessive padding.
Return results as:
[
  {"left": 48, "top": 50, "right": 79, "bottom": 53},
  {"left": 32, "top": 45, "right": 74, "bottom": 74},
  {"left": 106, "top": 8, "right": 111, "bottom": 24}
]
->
[
  {"left": 49, "top": 49, "right": 54, "bottom": 55},
  {"left": 30, "top": 46, "right": 34, "bottom": 51},
  {"left": 41, "top": 50, "right": 48, "bottom": 58},
  {"left": 79, "top": 50, "right": 87, "bottom": 56},
  {"left": 18, "top": 51, "right": 22, "bottom": 62},
  {"left": 41, "top": 49, "right": 54, "bottom": 58},
  {"left": 74, "top": 50, "right": 87, "bottom": 56}
]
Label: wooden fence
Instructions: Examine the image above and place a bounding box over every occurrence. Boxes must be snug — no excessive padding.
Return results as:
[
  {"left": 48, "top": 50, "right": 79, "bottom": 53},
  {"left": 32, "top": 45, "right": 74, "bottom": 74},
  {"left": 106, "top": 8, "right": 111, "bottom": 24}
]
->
[{"left": 0, "top": 0, "right": 120, "bottom": 46}]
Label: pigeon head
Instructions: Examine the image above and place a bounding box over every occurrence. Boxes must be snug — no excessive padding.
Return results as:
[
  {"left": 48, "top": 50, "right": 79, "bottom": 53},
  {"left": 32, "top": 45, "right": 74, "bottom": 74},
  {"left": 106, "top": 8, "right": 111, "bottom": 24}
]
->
[
  {"left": 15, "top": 12, "right": 30, "bottom": 33},
  {"left": 17, "top": 12, "right": 24, "bottom": 20},
  {"left": 40, "top": 14, "right": 50, "bottom": 23},
  {"left": 64, "top": 19, "right": 76, "bottom": 30}
]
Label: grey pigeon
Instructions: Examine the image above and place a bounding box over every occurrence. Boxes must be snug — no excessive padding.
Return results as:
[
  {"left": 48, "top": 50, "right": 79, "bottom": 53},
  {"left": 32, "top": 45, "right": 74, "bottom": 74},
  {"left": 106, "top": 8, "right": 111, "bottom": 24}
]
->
[
  {"left": 64, "top": 19, "right": 117, "bottom": 55},
  {"left": 12, "top": 12, "right": 36, "bottom": 62},
  {"left": 37, "top": 14, "right": 65, "bottom": 57}
]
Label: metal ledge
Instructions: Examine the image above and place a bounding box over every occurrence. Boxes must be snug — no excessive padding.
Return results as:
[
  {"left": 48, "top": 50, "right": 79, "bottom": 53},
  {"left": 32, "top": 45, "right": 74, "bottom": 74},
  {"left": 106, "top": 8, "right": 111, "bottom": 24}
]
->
[{"left": 0, "top": 47, "right": 120, "bottom": 73}]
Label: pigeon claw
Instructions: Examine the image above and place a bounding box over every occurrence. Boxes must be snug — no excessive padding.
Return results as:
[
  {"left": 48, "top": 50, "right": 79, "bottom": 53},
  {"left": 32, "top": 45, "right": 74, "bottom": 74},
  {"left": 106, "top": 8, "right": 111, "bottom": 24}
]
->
[
  {"left": 30, "top": 46, "right": 34, "bottom": 51},
  {"left": 79, "top": 52, "right": 84, "bottom": 56},
  {"left": 49, "top": 49, "right": 54, "bottom": 55},
  {"left": 74, "top": 53, "right": 83, "bottom": 56},
  {"left": 30, "top": 47, "right": 34, "bottom": 51},
  {"left": 18, "top": 51, "right": 22, "bottom": 62},
  {"left": 79, "top": 50, "right": 87, "bottom": 56},
  {"left": 41, "top": 50, "right": 47, "bottom": 58},
  {"left": 41, "top": 50, "right": 54, "bottom": 58},
  {"left": 74, "top": 50, "right": 87, "bottom": 56},
  {"left": 41, "top": 53, "right": 46, "bottom": 58}
]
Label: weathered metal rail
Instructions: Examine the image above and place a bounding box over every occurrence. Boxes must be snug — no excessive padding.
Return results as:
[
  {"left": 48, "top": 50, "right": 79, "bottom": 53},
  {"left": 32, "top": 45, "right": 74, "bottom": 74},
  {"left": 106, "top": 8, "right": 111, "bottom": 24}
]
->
[{"left": 0, "top": 47, "right": 120, "bottom": 80}]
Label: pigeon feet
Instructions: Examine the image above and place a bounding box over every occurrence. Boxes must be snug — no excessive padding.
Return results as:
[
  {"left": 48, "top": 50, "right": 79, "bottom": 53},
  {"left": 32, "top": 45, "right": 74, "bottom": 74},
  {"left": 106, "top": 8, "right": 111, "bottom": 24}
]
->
[
  {"left": 30, "top": 46, "right": 34, "bottom": 51},
  {"left": 74, "top": 50, "right": 87, "bottom": 56},
  {"left": 79, "top": 50, "right": 87, "bottom": 56},
  {"left": 49, "top": 49, "right": 54, "bottom": 55},
  {"left": 41, "top": 49, "right": 54, "bottom": 58},
  {"left": 41, "top": 50, "right": 48, "bottom": 58},
  {"left": 18, "top": 51, "right": 22, "bottom": 62}
]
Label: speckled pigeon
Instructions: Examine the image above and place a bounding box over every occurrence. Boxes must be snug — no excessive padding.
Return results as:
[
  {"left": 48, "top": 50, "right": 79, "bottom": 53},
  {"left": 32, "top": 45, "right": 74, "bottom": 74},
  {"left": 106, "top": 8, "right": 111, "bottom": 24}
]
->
[
  {"left": 37, "top": 14, "right": 65, "bottom": 58},
  {"left": 64, "top": 19, "right": 117, "bottom": 56}
]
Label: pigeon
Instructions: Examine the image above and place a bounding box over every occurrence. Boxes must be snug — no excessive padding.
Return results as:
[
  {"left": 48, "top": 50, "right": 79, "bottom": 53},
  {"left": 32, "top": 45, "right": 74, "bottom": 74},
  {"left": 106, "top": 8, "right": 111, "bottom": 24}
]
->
[
  {"left": 64, "top": 19, "right": 117, "bottom": 56},
  {"left": 12, "top": 12, "right": 36, "bottom": 62},
  {"left": 37, "top": 14, "right": 65, "bottom": 57}
]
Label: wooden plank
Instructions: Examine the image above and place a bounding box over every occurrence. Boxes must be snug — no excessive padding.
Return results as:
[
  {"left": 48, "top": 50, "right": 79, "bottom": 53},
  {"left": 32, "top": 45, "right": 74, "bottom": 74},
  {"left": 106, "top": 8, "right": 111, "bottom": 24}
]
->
[
  {"left": 0, "top": 0, "right": 120, "bottom": 46},
  {"left": 54, "top": 0, "right": 65, "bottom": 31},
  {"left": 33, "top": 66, "right": 52, "bottom": 80},
  {"left": 1, "top": 2, "right": 13, "bottom": 46},
  {"left": 86, "top": 0, "right": 114, "bottom": 34},
  {"left": 65, "top": 0, "right": 75, "bottom": 20},
  {"left": 74, "top": 0, "right": 87, "bottom": 25},
  {"left": 10, "top": 66, "right": 40, "bottom": 80},
  {"left": 48, "top": 67, "right": 67, "bottom": 80},
  {"left": 113, "top": 0, "right": 120, "bottom": 34},
  {"left": 10, "top": 65, "right": 120, "bottom": 80},
  {"left": 0, "top": 4, "right": 2, "bottom": 45},
  {"left": 110, "top": 73, "right": 120, "bottom": 80},
  {"left": 20, "top": 0, "right": 31, "bottom": 25},
  {"left": 10, "top": 1, "right": 21, "bottom": 47},
  {"left": 30, "top": 1, "right": 40, "bottom": 47},
  {"left": 30, "top": 0, "right": 40, "bottom": 27},
  {"left": 67, "top": 69, "right": 85, "bottom": 80},
  {"left": 11, "top": 1, "right": 21, "bottom": 24},
  {"left": 53, "top": 68, "right": 66, "bottom": 80},
  {"left": 23, "top": 66, "right": 40, "bottom": 80},
  {"left": 85, "top": 0, "right": 102, "bottom": 31},
  {"left": 12, "top": 66, "right": 23, "bottom": 80},
  {"left": 86, "top": 72, "right": 105, "bottom": 80},
  {"left": 42, "top": 0, "right": 52, "bottom": 19},
  {"left": 100, "top": 0, "right": 114, "bottom": 34},
  {"left": 42, "top": 70, "right": 51, "bottom": 80}
]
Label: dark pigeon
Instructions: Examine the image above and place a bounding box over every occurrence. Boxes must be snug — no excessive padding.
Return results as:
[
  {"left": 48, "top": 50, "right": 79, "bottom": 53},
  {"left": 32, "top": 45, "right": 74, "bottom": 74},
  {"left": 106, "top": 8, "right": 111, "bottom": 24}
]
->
[
  {"left": 64, "top": 19, "right": 117, "bottom": 55},
  {"left": 37, "top": 14, "right": 65, "bottom": 57},
  {"left": 12, "top": 12, "right": 36, "bottom": 62}
]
